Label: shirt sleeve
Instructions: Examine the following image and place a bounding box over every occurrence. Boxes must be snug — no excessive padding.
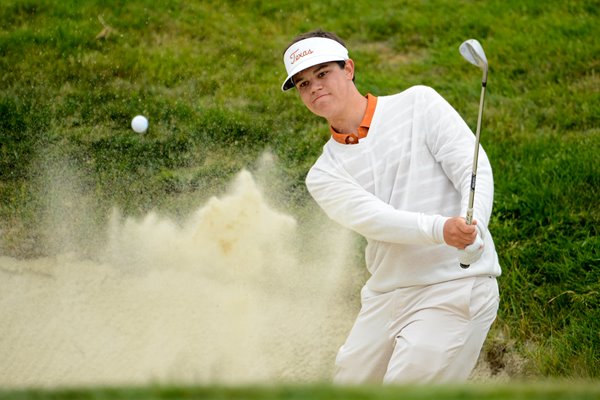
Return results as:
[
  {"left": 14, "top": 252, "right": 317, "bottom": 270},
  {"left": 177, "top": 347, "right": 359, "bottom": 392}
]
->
[
  {"left": 420, "top": 86, "right": 494, "bottom": 231},
  {"left": 306, "top": 161, "right": 448, "bottom": 245}
]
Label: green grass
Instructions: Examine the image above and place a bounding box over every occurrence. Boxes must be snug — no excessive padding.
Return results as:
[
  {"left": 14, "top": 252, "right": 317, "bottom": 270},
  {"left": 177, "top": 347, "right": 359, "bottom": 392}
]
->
[
  {"left": 0, "top": 0, "right": 599, "bottom": 392},
  {"left": 2, "top": 381, "right": 600, "bottom": 400}
]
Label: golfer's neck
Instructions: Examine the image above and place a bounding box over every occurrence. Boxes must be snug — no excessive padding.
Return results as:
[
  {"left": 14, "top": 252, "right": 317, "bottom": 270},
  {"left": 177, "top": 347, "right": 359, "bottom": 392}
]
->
[{"left": 328, "top": 90, "right": 368, "bottom": 134}]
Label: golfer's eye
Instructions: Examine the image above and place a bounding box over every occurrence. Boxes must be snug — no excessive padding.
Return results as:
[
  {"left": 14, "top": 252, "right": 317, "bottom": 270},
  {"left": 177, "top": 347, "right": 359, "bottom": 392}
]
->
[
  {"left": 318, "top": 71, "right": 328, "bottom": 78},
  {"left": 297, "top": 80, "right": 309, "bottom": 89}
]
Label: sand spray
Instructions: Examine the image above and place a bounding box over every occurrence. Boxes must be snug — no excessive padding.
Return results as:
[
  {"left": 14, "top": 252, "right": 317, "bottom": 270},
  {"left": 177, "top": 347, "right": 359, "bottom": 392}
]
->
[{"left": 0, "top": 153, "right": 362, "bottom": 388}]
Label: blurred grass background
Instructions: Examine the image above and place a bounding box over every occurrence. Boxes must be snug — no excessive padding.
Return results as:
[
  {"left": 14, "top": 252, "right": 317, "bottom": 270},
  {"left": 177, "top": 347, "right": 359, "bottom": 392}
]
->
[
  {"left": 0, "top": 0, "right": 599, "bottom": 395},
  {"left": 2, "top": 381, "right": 600, "bottom": 400}
]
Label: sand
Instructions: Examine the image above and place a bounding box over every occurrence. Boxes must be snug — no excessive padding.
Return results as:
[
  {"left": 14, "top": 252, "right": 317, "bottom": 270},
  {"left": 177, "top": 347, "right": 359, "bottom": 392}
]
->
[{"left": 0, "top": 168, "right": 359, "bottom": 388}]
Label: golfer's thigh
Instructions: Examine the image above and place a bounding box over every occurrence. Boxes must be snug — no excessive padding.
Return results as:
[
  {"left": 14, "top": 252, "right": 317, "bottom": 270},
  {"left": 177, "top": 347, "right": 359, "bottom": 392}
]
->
[
  {"left": 385, "top": 309, "right": 473, "bottom": 382},
  {"left": 333, "top": 288, "right": 395, "bottom": 384},
  {"left": 384, "top": 277, "right": 498, "bottom": 383}
]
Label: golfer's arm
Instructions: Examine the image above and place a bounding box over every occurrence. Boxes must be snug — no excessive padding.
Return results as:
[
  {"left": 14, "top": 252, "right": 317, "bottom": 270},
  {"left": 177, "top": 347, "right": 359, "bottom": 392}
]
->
[
  {"left": 447, "top": 142, "right": 494, "bottom": 231},
  {"left": 434, "top": 132, "right": 494, "bottom": 230},
  {"left": 306, "top": 169, "right": 447, "bottom": 245},
  {"left": 423, "top": 88, "right": 494, "bottom": 229}
]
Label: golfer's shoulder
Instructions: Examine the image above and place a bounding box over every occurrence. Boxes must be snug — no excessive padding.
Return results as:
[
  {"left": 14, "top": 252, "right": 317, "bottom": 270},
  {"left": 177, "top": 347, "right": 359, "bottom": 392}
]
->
[
  {"left": 384, "top": 85, "right": 441, "bottom": 103},
  {"left": 305, "top": 159, "right": 327, "bottom": 193},
  {"left": 305, "top": 147, "right": 338, "bottom": 188},
  {"left": 377, "top": 86, "right": 441, "bottom": 113}
]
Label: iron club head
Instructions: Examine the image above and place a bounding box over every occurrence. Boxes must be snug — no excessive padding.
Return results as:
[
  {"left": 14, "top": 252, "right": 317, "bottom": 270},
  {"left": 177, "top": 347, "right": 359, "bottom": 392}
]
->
[{"left": 460, "top": 39, "right": 488, "bottom": 83}]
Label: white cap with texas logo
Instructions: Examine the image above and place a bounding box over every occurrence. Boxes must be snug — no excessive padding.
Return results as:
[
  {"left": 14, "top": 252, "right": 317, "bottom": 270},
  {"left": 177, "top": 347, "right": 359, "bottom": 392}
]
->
[{"left": 281, "top": 37, "right": 349, "bottom": 91}]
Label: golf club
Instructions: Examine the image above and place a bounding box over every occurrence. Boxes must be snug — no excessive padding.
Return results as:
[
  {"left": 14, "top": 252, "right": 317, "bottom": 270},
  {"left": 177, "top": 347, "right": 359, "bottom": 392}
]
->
[{"left": 459, "top": 39, "right": 488, "bottom": 269}]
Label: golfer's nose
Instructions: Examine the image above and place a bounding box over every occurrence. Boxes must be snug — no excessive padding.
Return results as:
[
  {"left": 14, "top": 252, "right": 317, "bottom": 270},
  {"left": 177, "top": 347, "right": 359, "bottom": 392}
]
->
[{"left": 311, "top": 80, "right": 323, "bottom": 94}]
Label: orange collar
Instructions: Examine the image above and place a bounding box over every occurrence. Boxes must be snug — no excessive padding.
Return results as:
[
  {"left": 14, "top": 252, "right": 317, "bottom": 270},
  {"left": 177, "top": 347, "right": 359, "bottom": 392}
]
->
[{"left": 330, "top": 94, "right": 378, "bottom": 144}]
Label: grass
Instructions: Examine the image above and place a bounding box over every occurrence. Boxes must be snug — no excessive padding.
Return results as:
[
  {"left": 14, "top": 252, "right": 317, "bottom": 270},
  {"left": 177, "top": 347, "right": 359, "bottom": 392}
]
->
[
  {"left": 0, "top": 0, "right": 599, "bottom": 393},
  {"left": 2, "top": 381, "right": 600, "bottom": 400}
]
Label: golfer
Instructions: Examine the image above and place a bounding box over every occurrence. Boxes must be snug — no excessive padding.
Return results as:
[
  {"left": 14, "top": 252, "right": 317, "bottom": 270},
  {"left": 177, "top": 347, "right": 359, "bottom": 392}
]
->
[{"left": 281, "top": 30, "right": 501, "bottom": 384}]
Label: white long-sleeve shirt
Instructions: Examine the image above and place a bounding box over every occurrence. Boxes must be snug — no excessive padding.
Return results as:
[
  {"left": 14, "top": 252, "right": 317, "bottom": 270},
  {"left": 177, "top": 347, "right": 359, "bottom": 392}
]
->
[{"left": 306, "top": 85, "right": 501, "bottom": 292}]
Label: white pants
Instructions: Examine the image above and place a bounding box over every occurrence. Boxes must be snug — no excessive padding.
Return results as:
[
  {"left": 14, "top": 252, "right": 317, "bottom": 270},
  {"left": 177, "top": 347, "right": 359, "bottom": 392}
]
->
[{"left": 333, "top": 276, "right": 499, "bottom": 384}]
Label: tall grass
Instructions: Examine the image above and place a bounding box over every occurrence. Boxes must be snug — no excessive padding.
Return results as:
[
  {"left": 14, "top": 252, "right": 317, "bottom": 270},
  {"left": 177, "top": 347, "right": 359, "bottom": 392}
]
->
[{"left": 0, "top": 0, "right": 598, "bottom": 381}]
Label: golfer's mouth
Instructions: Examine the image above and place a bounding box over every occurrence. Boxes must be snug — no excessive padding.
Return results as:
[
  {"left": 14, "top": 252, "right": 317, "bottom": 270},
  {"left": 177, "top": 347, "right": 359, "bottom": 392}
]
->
[{"left": 312, "top": 93, "right": 330, "bottom": 104}]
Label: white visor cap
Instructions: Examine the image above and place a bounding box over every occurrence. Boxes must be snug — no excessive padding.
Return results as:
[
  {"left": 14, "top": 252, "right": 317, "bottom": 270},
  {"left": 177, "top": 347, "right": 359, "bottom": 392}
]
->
[{"left": 281, "top": 37, "right": 349, "bottom": 91}]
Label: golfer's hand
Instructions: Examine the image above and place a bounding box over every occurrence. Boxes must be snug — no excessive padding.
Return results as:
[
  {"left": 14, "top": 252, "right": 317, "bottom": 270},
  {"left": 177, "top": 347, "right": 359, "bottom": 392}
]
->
[
  {"left": 443, "top": 217, "right": 478, "bottom": 249},
  {"left": 458, "top": 231, "right": 485, "bottom": 265}
]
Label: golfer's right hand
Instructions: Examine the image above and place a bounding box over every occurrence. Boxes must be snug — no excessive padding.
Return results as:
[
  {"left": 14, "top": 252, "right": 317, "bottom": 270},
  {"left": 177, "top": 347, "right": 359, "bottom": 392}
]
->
[{"left": 443, "top": 217, "right": 478, "bottom": 249}]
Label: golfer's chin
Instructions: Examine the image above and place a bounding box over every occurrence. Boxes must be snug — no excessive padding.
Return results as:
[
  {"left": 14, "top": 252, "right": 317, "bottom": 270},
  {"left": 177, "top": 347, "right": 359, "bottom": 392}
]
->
[{"left": 308, "top": 96, "right": 336, "bottom": 118}]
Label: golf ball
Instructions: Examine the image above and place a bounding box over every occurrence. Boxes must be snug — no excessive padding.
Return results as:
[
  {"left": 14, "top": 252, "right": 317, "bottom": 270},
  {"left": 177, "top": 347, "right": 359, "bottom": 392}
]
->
[{"left": 131, "top": 115, "right": 148, "bottom": 133}]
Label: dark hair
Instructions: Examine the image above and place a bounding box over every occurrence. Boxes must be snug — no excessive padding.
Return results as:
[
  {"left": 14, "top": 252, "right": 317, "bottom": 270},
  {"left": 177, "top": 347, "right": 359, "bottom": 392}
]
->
[
  {"left": 283, "top": 29, "right": 354, "bottom": 83},
  {"left": 284, "top": 29, "right": 347, "bottom": 53}
]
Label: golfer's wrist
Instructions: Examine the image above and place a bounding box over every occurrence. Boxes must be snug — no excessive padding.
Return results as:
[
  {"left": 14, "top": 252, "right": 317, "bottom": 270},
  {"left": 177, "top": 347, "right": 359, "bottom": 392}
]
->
[
  {"left": 415, "top": 213, "right": 448, "bottom": 245},
  {"left": 433, "top": 215, "right": 450, "bottom": 245}
]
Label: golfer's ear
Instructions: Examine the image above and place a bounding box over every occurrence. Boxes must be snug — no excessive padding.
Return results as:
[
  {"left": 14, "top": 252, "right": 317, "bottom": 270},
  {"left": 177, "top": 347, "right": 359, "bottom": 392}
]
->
[{"left": 344, "top": 59, "right": 355, "bottom": 80}]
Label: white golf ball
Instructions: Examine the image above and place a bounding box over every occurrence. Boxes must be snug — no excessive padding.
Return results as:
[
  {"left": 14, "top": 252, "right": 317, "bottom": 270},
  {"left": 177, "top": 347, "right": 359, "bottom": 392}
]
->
[{"left": 131, "top": 115, "right": 148, "bottom": 133}]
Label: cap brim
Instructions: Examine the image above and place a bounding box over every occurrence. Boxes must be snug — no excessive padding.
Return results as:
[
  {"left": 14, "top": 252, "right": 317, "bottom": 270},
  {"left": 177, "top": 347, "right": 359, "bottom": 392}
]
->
[{"left": 281, "top": 54, "right": 347, "bottom": 91}]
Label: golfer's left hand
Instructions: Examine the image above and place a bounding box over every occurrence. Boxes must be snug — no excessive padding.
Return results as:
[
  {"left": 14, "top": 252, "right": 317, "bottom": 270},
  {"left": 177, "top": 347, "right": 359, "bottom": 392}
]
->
[{"left": 458, "top": 228, "right": 485, "bottom": 265}]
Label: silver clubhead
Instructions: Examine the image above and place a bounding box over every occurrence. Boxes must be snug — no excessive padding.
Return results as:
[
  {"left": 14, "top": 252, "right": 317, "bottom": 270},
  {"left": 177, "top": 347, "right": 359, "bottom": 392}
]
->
[{"left": 460, "top": 39, "right": 488, "bottom": 82}]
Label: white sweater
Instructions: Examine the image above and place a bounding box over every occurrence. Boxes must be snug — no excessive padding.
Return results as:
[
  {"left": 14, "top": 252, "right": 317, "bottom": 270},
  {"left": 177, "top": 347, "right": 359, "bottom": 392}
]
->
[{"left": 306, "top": 85, "right": 501, "bottom": 292}]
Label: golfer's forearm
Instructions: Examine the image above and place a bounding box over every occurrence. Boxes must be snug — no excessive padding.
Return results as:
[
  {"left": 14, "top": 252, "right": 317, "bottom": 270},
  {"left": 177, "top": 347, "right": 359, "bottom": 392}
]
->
[
  {"left": 351, "top": 209, "right": 448, "bottom": 245},
  {"left": 307, "top": 179, "right": 447, "bottom": 245}
]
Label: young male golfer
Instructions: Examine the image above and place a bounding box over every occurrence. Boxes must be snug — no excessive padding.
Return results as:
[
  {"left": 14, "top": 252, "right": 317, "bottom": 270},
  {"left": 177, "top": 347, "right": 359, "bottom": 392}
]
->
[{"left": 281, "top": 30, "right": 501, "bottom": 384}]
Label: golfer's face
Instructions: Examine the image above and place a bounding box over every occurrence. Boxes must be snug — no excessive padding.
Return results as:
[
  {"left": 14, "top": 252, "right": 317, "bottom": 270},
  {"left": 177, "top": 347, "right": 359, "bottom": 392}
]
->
[{"left": 292, "top": 61, "right": 353, "bottom": 119}]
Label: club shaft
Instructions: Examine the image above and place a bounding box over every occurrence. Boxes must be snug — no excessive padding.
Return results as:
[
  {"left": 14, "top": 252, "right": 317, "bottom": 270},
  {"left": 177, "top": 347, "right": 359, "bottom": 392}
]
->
[
  {"left": 465, "top": 82, "right": 486, "bottom": 225},
  {"left": 461, "top": 81, "right": 486, "bottom": 269}
]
